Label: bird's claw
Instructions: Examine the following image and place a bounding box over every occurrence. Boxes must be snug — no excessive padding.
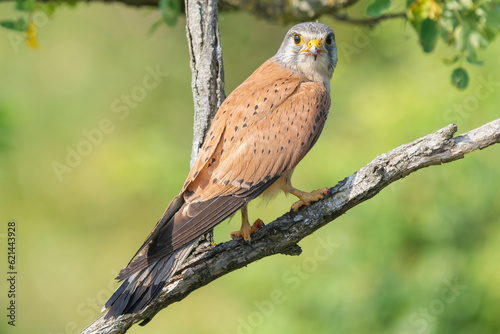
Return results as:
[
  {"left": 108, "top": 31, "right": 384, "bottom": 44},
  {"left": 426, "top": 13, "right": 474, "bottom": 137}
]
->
[
  {"left": 291, "top": 187, "right": 329, "bottom": 212},
  {"left": 230, "top": 219, "right": 264, "bottom": 243}
]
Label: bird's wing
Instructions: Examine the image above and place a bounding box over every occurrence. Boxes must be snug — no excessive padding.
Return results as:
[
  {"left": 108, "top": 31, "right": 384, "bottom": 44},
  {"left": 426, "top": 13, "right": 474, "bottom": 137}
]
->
[
  {"left": 118, "top": 60, "right": 330, "bottom": 279},
  {"left": 182, "top": 59, "right": 330, "bottom": 200},
  {"left": 182, "top": 59, "right": 303, "bottom": 195}
]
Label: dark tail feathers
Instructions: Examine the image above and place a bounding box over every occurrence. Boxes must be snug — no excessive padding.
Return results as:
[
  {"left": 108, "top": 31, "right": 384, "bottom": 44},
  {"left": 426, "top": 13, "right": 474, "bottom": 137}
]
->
[{"left": 102, "top": 242, "right": 194, "bottom": 319}]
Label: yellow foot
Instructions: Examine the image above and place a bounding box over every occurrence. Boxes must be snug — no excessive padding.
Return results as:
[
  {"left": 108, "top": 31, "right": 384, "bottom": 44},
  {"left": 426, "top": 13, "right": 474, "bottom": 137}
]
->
[
  {"left": 291, "top": 187, "right": 329, "bottom": 212},
  {"left": 230, "top": 219, "right": 264, "bottom": 243}
]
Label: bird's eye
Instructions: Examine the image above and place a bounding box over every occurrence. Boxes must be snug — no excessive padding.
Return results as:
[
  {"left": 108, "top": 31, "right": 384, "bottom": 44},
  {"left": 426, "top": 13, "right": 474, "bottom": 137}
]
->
[
  {"left": 293, "top": 33, "right": 303, "bottom": 45},
  {"left": 325, "top": 33, "right": 334, "bottom": 46}
]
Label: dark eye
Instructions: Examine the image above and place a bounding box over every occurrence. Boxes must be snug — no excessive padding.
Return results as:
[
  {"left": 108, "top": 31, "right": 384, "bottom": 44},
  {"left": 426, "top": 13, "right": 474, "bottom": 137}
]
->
[
  {"left": 325, "top": 33, "right": 334, "bottom": 46},
  {"left": 293, "top": 33, "right": 303, "bottom": 45}
]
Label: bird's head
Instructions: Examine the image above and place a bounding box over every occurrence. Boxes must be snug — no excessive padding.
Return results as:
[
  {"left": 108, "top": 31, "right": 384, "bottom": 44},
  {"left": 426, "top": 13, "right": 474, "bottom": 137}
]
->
[{"left": 272, "top": 22, "right": 338, "bottom": 88}]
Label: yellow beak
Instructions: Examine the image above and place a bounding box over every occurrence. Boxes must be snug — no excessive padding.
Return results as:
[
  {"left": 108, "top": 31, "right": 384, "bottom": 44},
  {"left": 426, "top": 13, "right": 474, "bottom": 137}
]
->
[{"left": 301, "top": 39, "right": 326, "bottom": 57}]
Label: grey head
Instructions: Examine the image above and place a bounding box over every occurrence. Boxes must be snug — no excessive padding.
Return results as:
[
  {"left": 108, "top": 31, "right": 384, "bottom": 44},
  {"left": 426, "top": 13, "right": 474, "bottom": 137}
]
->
[{"left": 272, "top": 22, "right": 338, "bottom": 88}]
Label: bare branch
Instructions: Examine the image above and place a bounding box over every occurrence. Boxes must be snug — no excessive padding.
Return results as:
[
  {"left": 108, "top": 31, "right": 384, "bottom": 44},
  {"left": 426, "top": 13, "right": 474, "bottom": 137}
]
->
[
  {"left": 332, "top": 12, "right": 407, "bottom": 27},
  {"left": 217, "top": 0, "right": 358, "bottom": 23},
  {"left": 81, "top": 119, "right": 500, "bottom": 333}
]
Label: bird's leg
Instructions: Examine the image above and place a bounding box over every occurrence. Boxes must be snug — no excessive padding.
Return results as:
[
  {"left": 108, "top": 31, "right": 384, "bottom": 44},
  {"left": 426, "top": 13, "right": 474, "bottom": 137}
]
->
[
  {"left": 287, "top": 186, "right": 329, "bottom": 212},
  {"left": 230, "top": 204, "right": 264, "bottom": 243}
]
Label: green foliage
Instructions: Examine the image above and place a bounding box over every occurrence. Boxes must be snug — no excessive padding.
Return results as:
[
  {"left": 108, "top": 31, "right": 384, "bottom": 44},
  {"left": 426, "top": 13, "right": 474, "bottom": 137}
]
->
[
  {"left": 451, "top": 66, "right": 469, "bottom": 89},
  {"left": 0, "top": 0, "right": 70, "bottom": 49},
  {"left": 363, "top": 0, "right": 500, "bottom": 89},
  {"left": 0, "top": 8, "right": 499, "bottom": 334},
  {"left": 0, "top": 16, "right": 28, "bottom": 32},
  {"left": 149, "top": 0, "right": 181, "bottom": 36},
  {"left": 160, "top": 0, "right": 180, "bottom": 26},
  {"left": 0, "top": 0, "right": 31, "bottom": 33},
  {"left": 420, "top": 17, "right": 440, "bottom": 52},
  {"left": 0, "top": 0, "right": 181, "bottom": 41},
  {"left": 15, "top": 0, "right": 36, "bottom": 11},
  {"left": 2, "top": 0, "right": 498, "bottom": 90},
  {"left": 410, "top": 0, "right": 500, "bottom": 89},
  {"left": 366, "top": 0, "right": 392, "bottom": 17},
  {"left": 442, "top": 54, "right": 461, "bottom": 64}
]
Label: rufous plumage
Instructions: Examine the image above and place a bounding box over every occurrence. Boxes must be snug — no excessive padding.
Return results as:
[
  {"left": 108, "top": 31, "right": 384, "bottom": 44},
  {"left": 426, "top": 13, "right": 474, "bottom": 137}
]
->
[{"left": 103, "top": 21, "right": 338, "bottom": 318}]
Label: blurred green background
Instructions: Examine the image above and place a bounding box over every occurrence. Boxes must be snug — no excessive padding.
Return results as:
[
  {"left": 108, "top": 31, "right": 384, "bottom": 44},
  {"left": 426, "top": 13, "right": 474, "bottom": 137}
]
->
[{"left": 1, "top": 2, "right": 499, "bottom": 334}]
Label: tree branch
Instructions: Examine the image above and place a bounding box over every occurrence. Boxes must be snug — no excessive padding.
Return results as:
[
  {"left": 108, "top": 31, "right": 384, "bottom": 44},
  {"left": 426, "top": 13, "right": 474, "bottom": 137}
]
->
[
  {"left": 1, "top": 0, "right": 411, "bottom": 27},
  {"left": 217, "top": 0, "right": 358, "bottom": 23},
  {"left": 0, "top": 0, "right": 362, "bottom": 24},
  {"left": 81, "top": 119, "right": 500, "bottom": 333},
  {"left": 332, "top": 12, "right": 407, "bottom": 27}
]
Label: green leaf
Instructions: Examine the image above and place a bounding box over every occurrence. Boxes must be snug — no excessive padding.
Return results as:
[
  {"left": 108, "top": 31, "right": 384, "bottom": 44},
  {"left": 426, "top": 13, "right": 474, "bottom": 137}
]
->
[
  {"left": 160, "top": 0, "right": 180, "bottom": 26},
  {"left": 465, "top": 47, "right": 484, "bottom": 66},
  {"left": 451, "top": 67, "right": 469, "bottom": 90},
  {"left": 148, "top": 20, "right": 164, "bottom": 37},
  {"left": 39, "top": 3, "right": 58, "bottom": 16},
  {"left": 420, "top": 18, "right": 439, "bottom": 53},
  {"left": 66, "top": 1, "right": 78, "bottom": 7},
  {"left": 466, "top": 56, "right": 484, "bottom": 66},
  {"left": 0, "top": 17, "right": 28, "bottom": 32},
  {"left": 15, "top": 0, "right": 36, "bottom": 11},
  {"left": 443, "top": 55, "right": 460, "bottom": 65},
  {"left": 366, "top": 0, "right": 391, "bottom": 18}
]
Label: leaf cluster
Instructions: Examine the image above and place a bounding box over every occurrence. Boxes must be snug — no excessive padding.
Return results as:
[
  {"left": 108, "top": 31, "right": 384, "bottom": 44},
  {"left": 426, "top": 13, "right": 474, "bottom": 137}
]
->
[
  {"left": 1, "top": 0, "right": 498, "bottom": 89},
  {"left": 367, "top": 0, "right": 500, "bottom": 89},
  {"left": 0, "top": 0, "right": 77, "bottom": 49}
]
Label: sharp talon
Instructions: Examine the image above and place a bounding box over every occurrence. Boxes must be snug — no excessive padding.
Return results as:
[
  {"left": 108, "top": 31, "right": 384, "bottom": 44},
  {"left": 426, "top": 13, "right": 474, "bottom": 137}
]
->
[
  {"left": 246, "top": 240, "right": 252, "bottom": 247},
  {"left": 250, "top": 219, "right": 264, "bottom": 233}
]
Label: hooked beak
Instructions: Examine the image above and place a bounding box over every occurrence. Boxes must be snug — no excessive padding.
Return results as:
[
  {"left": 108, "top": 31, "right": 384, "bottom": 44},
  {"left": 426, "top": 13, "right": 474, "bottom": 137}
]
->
[{"left": 301, "top": 39, "right": 326, "bottom": 60}]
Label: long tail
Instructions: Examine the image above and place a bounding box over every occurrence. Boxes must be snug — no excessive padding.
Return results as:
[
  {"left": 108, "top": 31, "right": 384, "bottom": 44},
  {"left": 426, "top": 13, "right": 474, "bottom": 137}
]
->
[
  {"left": 102, "top": 194, "right": 249, "bottom": 319},
  {"left": 103, "top": 241, "right": 194, "bottom": 318}
]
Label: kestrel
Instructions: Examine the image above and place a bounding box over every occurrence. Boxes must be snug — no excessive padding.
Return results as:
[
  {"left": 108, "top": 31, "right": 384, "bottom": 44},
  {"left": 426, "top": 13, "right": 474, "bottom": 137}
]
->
[{"left": 104, "top": 22, "right": 338, "bottom": 318}]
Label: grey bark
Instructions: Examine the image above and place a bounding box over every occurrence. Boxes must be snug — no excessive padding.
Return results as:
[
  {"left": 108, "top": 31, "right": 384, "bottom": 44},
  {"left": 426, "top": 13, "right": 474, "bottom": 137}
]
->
[
  {"left": 81, "top": 119, "right": 500, "bottom": 334},
  {"left": 184, "top": 0, "right": 225, "bottom": 308},
  {"left": 185, "top": 0, "right": 226, "bottom": 165}
]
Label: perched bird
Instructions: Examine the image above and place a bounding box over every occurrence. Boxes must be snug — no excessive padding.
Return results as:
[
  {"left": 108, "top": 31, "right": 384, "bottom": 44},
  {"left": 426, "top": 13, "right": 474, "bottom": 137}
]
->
[{"left": 103, "top": 22, "right": 338, "bottom": 318}]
